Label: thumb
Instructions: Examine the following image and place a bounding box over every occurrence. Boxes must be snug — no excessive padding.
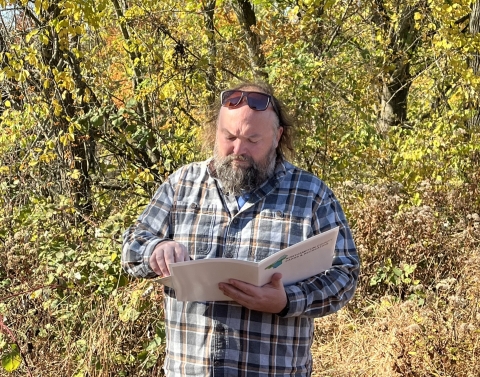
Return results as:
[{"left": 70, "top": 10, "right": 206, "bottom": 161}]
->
[{"left": 270, "top": 273, "right": 283, "bottom": 288}]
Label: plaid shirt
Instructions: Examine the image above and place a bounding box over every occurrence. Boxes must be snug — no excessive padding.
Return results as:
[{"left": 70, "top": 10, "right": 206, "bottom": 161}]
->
[{"left": 122, "top": 159, "right": 359, "bottom": 377}]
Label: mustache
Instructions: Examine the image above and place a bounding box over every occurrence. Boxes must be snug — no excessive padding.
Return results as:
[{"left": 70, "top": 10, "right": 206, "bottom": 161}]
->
[{"left": 223, "top": 154, "right": 254, "bottom": 164}]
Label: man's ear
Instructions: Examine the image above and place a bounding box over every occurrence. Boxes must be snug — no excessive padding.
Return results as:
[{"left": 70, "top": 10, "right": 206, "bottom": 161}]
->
[{"left": 276, "top": 127, "right": 284, "bottom": 145}]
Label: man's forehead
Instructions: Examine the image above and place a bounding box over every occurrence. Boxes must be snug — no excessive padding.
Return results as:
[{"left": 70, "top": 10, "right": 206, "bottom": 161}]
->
[{"left": 218, "top": 110, "right": 275, "bottom": 132}]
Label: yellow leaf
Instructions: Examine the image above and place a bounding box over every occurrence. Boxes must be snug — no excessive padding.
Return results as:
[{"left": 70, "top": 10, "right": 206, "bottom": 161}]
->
[
  {"left": 70, "top": 169, "right": 81, "bottom": 179},
  {"left": 26, "top": 29, "right": 39, "bottom": 43},
  {"left": 137, "top": 169, "right": 154, "bottom": 183},
  {"left": 40, "top": 33, "right": 49, "bottom": 45},
  {"left": 30, "top": 289, "right": 43, "bottom": 299},
  {"left": 2, "top": 344, "right": 22, "bottom": 372},
  {"left": 35, "top": 0, "right": 42, "bottom": 14}
]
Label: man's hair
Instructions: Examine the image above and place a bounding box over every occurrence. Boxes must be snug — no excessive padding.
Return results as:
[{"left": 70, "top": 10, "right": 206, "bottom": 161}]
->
[{"left": 204, "top": 81, "right": 295, "bottom": 159}]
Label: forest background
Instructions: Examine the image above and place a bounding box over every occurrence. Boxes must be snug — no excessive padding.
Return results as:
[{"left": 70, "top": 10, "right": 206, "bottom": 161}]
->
[{"left": 0, "top": 0, "right": 479, "bottom": 376}]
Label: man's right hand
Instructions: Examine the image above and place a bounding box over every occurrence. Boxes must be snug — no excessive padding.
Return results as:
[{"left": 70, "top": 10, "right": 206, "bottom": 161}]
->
[{"left": 149, "top": 240, "right": 189, "bottom": 277}]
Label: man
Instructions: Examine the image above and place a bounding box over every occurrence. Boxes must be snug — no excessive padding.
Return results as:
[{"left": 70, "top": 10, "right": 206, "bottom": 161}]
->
[{"left": 122, "top": 81, "right": 359, "bottom": 376}]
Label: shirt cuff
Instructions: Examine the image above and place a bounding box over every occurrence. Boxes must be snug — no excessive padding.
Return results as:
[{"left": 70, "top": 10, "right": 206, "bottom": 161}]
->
[{"left": 276, "top": 296, "right": 290, "bottom": 317}]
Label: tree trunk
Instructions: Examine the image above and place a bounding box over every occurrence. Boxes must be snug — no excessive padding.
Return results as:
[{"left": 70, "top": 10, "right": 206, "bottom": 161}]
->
[
  {"left": 373, "top": 2, "right": 422, "bottom": 134},
  {"left": 231, "top": 0, "right": 268, "bottom": 80},
  {"left": 203, "top": 0, "right": 217, "bottom": 104},
  {"left": 18, "top": 3, "right": 97, "bottom": 214},
  {"left": 467, "top": 1, "right": 480, "bottom": 129},
  {"left": 111, "top": 0, "right": 159, "bottom": 164},
  {"left": 378, "top": 61, "right": 412, "bottom": 132}
]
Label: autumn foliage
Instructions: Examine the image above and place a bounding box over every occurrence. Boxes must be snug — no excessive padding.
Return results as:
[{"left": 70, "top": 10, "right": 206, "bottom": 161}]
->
[{"left": 0, "top": 0, "right": 479, "bottom": 376}]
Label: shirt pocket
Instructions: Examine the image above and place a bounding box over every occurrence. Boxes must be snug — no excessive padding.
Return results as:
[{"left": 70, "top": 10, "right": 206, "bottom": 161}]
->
[
  {"left": 172, "top": 201, "right": 216, "bottom": 256},
  {"left": 251, "top": 209, "right": 311, "bottom": 261}
]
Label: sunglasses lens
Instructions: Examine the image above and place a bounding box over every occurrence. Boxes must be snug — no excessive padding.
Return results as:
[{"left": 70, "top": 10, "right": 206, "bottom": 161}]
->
[
  {"left": 221, "top": 91, "right": 243, "bottom": 107},
  {"left": 245, "top": 92, "right": 270, "bottom": 110},
  {"left": 221, "top": 90, "right": 274, "bottom": 112}
]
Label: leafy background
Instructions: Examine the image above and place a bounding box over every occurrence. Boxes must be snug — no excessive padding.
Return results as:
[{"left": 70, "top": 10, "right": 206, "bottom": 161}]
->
[{"left": 0, "top": 0, "right": 479, "bottom": 376}]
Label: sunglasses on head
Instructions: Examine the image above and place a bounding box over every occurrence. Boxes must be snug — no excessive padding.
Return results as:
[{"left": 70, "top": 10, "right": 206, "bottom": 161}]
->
[{"left": 220, "top": 90, "right": 278, "bottom": 115}]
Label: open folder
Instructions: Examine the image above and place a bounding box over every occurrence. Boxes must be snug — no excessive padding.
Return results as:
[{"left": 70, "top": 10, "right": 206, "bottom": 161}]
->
[{"left": 157, "top": 226, "right": 339, "bottom": 302}]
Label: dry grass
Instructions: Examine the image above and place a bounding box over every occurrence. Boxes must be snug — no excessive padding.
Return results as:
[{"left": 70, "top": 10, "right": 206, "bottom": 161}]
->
[
  {"left": 311, "top": 270, "right": 480, "bottom": 377},
  {"left": 311, "top": 179, "right": 480, "bottom": 377}
]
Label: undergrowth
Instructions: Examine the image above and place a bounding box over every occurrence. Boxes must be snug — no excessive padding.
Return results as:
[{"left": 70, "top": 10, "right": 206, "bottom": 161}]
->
[{"left": 1, "top": 177, "right": 479, "bottom": 376}]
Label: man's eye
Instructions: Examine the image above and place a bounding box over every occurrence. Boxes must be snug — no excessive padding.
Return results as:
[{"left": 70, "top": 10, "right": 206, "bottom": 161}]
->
[{"left": 249, "top": 139, "right": 259, "bottom": 144}]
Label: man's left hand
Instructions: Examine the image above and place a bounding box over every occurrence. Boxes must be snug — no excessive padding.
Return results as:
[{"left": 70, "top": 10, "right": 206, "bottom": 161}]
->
[{"left": 218, "top": 273, "right": 287, "bottom": 313}]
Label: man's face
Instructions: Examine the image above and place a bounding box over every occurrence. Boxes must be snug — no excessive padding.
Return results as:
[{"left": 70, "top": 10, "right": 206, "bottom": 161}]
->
[{"left": 213, "top": 90, "right": 283, "bottom": 195}]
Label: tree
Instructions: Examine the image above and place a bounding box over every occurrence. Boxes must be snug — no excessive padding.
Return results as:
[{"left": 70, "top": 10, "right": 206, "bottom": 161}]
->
[
  {"left": 0, "top": 2, "right": 100, "bottom": 213},
  {"left": 370, "top": 0, "right": 427, "bottom": 133},
  {"left": 203, "top": 0, "right": 217, "bottom": 104},
  {"left": 231, "top": 0, "right": 268, "bottom": 79},
  {"left": 467, "top": 1, "right": 480, "bottom": 129}
]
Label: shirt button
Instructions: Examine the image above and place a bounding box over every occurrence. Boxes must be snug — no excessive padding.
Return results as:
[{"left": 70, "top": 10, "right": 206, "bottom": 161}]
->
[
  {"left": 233, "top": 218, "right": 239, "bottom": 224},
  {"left": 276, "top": 210, "right": 284, "bottom": 218},
  {"left": 190, "top": 203, "right": 198, "bottom": 209}
]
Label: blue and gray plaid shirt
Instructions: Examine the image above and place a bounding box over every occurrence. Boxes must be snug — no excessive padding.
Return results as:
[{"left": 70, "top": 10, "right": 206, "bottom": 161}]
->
[{"left": 122, "top": 159, "right": 359, "bottom": 377}]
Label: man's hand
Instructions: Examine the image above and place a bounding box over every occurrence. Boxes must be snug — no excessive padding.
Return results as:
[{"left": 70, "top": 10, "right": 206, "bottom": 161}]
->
[
  {"left": 218, "top": 273, "right": 287, "bottom": 314},
  {"left": 149, "top": 240, "right": 189, "bottom": 277}
]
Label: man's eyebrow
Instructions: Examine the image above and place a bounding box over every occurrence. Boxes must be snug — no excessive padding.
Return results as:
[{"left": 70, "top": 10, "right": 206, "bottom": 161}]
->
[{"left": 221, "top": 129, "right": 262, "bottom": 139}]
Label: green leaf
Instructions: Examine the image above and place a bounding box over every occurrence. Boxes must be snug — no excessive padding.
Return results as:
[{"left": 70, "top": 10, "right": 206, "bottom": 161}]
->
[
  {"left": 90, "top": 115, "right": 104, "bottom": 127},
  {"left": 126, "top": 98, "right": 137, "bottom": 108},
  {"left": 2, "top": 344, "right": 22, "bottom": 372},
  {"left": 146, "top": 335, "right": 164, "bottom": 351},
  {"left": 118, "top": 306, "right": 140, "bottom": 322},
  {"left": 393, "top": 267, "right": 403, "bottom": 277}
]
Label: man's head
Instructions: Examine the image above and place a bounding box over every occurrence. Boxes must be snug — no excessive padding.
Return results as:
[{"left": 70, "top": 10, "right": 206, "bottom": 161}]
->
[{"left": 211, "top": 82, "right": 293, "bottom": 196}]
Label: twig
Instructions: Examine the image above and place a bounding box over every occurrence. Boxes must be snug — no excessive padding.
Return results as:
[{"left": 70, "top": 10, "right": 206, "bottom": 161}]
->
[
  {"left": 0, "top": 283, "right": 59, "bottom": 303},
  {"left": 0, "top": 315, "right": 33, "bottom": 377}
]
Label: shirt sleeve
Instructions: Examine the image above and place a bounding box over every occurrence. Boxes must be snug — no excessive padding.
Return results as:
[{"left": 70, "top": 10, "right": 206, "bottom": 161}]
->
[
  {"left": 279, "top": 191, "right": 360, "bottom": 318},
  {"left": 121, "top": 178, "right": 175, "bottom": 278}
]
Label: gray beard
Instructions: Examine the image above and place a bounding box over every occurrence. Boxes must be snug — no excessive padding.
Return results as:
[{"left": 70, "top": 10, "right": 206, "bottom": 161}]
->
[{"left": 213, "top": 147, "right": 277, "bottom": 197}]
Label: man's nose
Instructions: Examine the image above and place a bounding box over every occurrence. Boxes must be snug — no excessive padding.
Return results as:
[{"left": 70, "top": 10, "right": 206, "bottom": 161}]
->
[{"left": 232, "top": 139, "right": 247, "bottom": 155}]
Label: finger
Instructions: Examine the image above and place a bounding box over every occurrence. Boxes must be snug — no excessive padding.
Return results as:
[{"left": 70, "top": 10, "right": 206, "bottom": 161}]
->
[
  {"left": 173, "top": 243, "right": 187, "bottom": 262},
  {"left": 269, "top": 273, "right": 283, "bottom": 288},
  {"left": 149, "top": 251, "right": 161, "bottom": 275},
  {"left": 163, "top": 245, "right": 176, "bottom": 273},
  {"left": 150, "top": 247, "right": 168, "bottom": 276},
  {"left": 228, "top": 279, "right": 257, "bottom": 296},
  {"left": 156, "top": 249, "right": 170, "bottom": 276},
  {"left": 219, "top": 282, "right": 251, "bottom": 304},
  {"left": 181, "top": 244, "right": 190, "bottom": 261},
  {"left": 227, "top": 280, "right": 261, "bottom": 302}
]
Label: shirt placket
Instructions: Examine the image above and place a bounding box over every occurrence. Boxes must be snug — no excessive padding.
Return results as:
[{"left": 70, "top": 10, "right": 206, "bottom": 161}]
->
[
  {"left": 224, "top": 216, "right": 241, "bottom": 258},
  {"left": 212, "top": 320, "right": 227, "bottom": 375}
]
